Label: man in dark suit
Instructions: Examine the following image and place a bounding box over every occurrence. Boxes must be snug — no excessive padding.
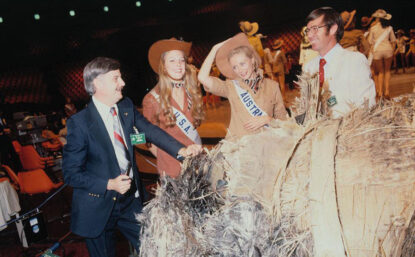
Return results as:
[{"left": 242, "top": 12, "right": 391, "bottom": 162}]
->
[{"left": 63, "top": 57, "right": 201, "bottom": 257}]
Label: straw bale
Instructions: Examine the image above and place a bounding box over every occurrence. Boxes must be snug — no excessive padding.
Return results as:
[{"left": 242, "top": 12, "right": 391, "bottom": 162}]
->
[{"left": 138, "top": 72, "right": 415, "bottom": 256}]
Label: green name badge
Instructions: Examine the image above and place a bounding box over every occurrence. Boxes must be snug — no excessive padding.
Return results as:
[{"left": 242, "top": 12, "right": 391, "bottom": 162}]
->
[
  {"left": 327, "top": 95, "right": 338, "bottom": 107},
  {"left": 130, "top": 133, "right": 146, "bottom": 145}
]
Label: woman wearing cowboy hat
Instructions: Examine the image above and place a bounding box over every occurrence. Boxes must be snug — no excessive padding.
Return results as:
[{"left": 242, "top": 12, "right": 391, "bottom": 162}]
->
[
  {"left": 368, "top": 9, "right": 396, "bottom": 99},
  {"left": 142, "top": 38, "right": 204, "bottom": 178},
  {"left": 198, "top": 33, "right": 287, "bottom": 140}
]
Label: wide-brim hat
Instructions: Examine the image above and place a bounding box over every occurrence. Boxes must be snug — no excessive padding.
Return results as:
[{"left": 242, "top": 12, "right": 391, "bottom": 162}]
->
[
  {"left": 239, "top": 21, "right": 259, "bottom": 36},
  {"left": 361, "top": 16, "right": 373, "bottom": 28},
  {"left": 372, "top": 9, "right": 392, "bottom": 20},
  {"left": 215, "top": 33, "right": 261, "bottom": 79},
  {"left": 341, "top": 10, "right": 356, "bottom": 30},
  {"left": 148, "top": 38, "right": 192, "bottom": 73},
  {"left": 272, "top": 39, "right": 284, "bottom": 50},
  {"left": 410, "top": 29, "right": 415, "bottom": 34},
  {"left": 397, "top": 29, "right": 405, "bottom": 35}
]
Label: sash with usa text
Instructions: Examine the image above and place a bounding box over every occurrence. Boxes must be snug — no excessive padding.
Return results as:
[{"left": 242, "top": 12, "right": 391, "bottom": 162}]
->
[{"left": 150, "top": 91, "right": 201, "bottom": 145}]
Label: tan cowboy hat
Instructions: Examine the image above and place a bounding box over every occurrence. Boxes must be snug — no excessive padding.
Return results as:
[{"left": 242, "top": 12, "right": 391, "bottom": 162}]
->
[
  {"left": 239, "top": 21, "right": 259, "bottom": 36},
  {"left": 410, "top": 29, "right": 415, "bottom": 35},
  {"left": 371, "top": 9, "right": 392, "bottom": 20},
  {"left": 215, "top": 33, "right": 261, "bottom": 79},
  {"left": 341, "top": 10, "right": 356, "bottom": 30},
  {"left": 272, "top": 39, "right": 284, "bottom": 50},
  {"left": 361, "top": 16, "right": 373, "bottom": 28},
  {"left": 148, "top": 38, "right": 192, "bottom": 73}
]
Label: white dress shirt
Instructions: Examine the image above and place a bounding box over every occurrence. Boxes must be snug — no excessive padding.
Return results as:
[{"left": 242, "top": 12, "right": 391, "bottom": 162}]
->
[
  {"left": 303, "top": 44, "right": 376, "bottom": 118},
  {"left": 92, "top": 97, "right": 133, "bottom": 178}
]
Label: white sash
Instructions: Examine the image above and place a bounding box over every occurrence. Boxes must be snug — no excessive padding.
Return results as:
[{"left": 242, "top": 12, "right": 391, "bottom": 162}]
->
[
  {"left": 232, "top": 80, "right": 268, "bottom": 117},
  {"left": 150, "top": 91, "right": 201, "bottom": 145},
  {"left": 368, "top": 26, "right": 392, "bottom": 64}
]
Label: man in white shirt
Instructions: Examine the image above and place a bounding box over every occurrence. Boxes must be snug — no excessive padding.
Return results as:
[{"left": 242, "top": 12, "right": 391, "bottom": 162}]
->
[{"left": 303, "top": 7, "right": 376, "bottom": 118}]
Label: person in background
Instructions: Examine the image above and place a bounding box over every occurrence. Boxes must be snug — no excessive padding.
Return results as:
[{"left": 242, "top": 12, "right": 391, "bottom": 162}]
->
[
  {"left": 302, "top": 7, "right": 376, "bottom": 118},
  {"left": 368, "top": 9, "right": 396, "bottom": 99},
  {"left": 264, "top": 39, "right": 288, "bottom": 98},
  {"left": 198, "top": 33, "right": 287, "bottom": 140},
  {"left": 239, "top": 21, "right": 265, "bottom": 62},
  {"left": 142, "top": 38, "right": 204, "bottom": 178},
  {"left": 393, "top": 29, "right": 409, "bottom": 73},
  {"left": 64, "top": 96, "right": 77, "bottom": 117},
  {"left": 63, "top": 57, "right": 202, "bottom": 257},
  {"left": 406, "top": 29, "right": 415, "bottom": 69}
]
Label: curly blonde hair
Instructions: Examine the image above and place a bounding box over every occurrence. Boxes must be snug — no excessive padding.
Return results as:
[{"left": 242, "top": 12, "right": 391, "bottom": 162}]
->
[{"left": 155, "top": 51, "right": 204, "bottom": 128}]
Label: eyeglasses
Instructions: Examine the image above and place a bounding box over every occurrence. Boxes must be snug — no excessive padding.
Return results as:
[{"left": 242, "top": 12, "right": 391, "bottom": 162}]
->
[{"left": 304, "top": 24, "right": 329, "bottom": 35}]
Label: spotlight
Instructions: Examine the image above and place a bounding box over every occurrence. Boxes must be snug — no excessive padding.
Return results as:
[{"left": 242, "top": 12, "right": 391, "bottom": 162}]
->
[
  {"left": 103, "top": 6, "right": 109, "bottom": 12},
  {"left": 136, "top": 1, "right": 141, "bottom": 7},
  {"left": 0, "top": 17, "right": 3, "bottom": 23},
  {"left": 168, "top": 0, "right": 173, "bottom": 2},
  {"left": 69, "top": 10, "right": 76, "bottom": 16},
  {"left": 34, "top": 14, "right": 40, "bottom": 20}
]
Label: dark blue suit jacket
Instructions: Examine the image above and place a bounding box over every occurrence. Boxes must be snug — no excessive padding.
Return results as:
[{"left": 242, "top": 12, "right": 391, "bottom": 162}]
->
[{"left": 63, "top": 97, "right": 183, "bottom": 238}]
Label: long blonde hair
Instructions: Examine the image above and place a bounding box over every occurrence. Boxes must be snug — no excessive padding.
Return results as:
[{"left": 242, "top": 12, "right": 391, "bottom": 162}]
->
[{"left": 155, "top": 51, "right": 204, "bottom": 128}]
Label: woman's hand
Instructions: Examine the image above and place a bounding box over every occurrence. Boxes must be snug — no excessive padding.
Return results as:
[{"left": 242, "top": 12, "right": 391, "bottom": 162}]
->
[
  {"left": 243, "top": 116, "right": 272, "bottom": 131},
  {"left": 178, "top": 144, "right": 203, "bottom": 158}
]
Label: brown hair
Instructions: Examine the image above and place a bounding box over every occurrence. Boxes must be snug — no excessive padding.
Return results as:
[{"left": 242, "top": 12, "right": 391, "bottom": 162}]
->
[
  {"left": 155, "top": 51, "right": 204, "bottom": 128},
  {"left": 306, "top": 7, "right": 344, "bottom": 42},
  {"left": 83, "top": 57, "right": 120, "bottom": 96}
]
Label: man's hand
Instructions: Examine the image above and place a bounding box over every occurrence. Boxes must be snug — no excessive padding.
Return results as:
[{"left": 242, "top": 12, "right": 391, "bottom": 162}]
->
[
  {"left": 107, "top": 174, "right": 131, "bottom": 194},
  {"left": 178, "top": 144, "right": 203, "bottom": 158}
]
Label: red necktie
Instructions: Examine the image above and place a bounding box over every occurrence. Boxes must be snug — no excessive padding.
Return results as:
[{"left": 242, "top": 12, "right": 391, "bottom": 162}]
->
[
  {"left": 319, "top": 58, "right": 326, "bottom": 87},
  {"left": 110, "top": 107, "right": 130, "bottom": 174}
]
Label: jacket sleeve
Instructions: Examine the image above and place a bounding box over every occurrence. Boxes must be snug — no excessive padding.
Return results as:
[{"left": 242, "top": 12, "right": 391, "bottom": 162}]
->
[
  {"left": 63, "top": 117, "right": 108, "bottom": 195},
  {"left": 132, "top": 104, "right": 184, "bottom": 159}
]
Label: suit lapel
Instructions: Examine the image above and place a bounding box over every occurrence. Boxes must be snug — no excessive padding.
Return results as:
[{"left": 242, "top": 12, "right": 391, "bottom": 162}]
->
[
  {"left": 117, "top": 103, "right": 134, "bottom": 161},
  {"left": 86, "top": 101, "right": 120, "bottom": 176}
]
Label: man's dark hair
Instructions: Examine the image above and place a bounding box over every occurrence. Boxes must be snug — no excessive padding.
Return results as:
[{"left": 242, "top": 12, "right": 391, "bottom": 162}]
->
[
  {"left": 306, "top": 7, "right": 344, "bottom": 42},
  {"left": 83, "top": 57, "right": 120, "bottom": 96}
]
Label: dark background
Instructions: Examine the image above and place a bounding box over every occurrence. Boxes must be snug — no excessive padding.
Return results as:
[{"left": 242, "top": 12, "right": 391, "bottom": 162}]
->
[{"left": 0, "top": 0, "right": 414, "bottom": 111}]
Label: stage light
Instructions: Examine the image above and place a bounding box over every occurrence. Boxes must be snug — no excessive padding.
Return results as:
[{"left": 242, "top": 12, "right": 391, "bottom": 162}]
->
[
  {"left": 103, "top": 6, "right": 109, "bottom": 12},
  {"left": 168, "top": 0, "right": 173, "bottom": 2},
  {"left": 0, "top": 17, "right": 3, "bottom": 23},
  {"left": 69, "top": 10, "right": 76, "bottom": 16},
  {"left": 136, "top": 1, "right": 142, "bottom": 7},
  {"left": 34, "top": 14, "right": 40, "bottom": 20}
]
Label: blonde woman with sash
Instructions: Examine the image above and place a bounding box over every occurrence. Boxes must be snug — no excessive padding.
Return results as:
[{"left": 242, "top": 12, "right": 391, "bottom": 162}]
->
[
  {"left": 198, "top": 33, "right": 287, "bottom": 140},
  {"left": 142, "top": 38, "right": 204, "bottom": 178}
]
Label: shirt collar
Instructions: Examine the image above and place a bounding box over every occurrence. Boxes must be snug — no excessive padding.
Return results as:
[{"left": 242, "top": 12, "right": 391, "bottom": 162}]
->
[
  {"left": 319, "top": 43, "right": 341, "bottom": 64},
  {"left": 92, "top": 96, "right": 118, "bottom": 118}
]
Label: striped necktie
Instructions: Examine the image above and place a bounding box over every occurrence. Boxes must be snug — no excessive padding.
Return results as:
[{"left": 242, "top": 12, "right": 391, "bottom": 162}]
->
[{"left": 110, "top": 107, "right": 130, "bottom": 175}]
